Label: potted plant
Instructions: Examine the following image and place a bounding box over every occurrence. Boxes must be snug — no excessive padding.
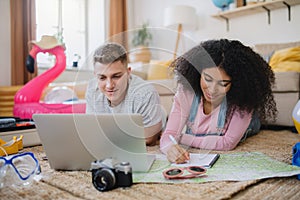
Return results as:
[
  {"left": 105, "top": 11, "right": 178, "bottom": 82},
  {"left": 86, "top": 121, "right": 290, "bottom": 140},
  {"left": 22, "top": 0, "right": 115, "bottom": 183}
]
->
[{"left": 129, "top": 22, "right": 152, "bottom": 63}]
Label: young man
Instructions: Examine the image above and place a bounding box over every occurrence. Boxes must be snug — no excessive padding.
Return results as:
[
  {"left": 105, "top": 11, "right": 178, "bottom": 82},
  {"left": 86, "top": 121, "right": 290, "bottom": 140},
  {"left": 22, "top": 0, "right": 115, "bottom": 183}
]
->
[{"left": 85, "top": 43, "right": 163, "bottom": 145}]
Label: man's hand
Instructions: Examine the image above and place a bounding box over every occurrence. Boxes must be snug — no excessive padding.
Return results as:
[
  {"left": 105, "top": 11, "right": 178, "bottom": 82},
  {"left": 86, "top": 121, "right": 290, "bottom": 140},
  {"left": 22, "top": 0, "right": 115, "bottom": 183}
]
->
[
  {"left": 145, "top": 121, "right": 162, "bottom": 146},
  {"left": 145, "top": 132, "right": 160, "bottom": 146}
]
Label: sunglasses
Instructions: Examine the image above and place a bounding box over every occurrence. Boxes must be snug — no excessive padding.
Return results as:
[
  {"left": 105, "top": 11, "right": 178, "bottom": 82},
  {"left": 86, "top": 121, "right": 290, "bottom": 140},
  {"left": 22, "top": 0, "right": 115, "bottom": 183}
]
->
[{"left": 163, "top": 166, "right": 206, "bottom": 180}]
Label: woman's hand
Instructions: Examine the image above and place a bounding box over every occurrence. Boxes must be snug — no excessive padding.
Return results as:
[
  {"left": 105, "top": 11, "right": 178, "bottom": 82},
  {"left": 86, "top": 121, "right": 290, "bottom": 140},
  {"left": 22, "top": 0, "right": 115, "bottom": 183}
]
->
[{"left": 166, "top": 144, "right": 190, "bottom": 164}]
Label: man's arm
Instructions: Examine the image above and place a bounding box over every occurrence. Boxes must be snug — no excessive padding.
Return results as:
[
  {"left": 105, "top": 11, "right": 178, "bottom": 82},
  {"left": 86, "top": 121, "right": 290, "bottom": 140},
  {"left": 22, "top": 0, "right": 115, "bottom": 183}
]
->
[{"left": 144, "top": 121, "right": 162, "bottom": 146}]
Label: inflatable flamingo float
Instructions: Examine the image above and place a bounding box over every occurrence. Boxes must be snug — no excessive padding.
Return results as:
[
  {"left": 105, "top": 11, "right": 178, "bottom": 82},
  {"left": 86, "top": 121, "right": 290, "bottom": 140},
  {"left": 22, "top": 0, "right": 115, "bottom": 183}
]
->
[{"left": 13, "top": 35, "right": 86, "bottom": 119}]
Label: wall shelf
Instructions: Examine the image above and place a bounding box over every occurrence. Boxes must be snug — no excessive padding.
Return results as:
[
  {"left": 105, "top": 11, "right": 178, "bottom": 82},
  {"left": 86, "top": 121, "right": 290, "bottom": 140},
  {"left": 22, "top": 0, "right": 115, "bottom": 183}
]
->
[{"left": 212, "top": 0, "right": 300, "bottom": 31}]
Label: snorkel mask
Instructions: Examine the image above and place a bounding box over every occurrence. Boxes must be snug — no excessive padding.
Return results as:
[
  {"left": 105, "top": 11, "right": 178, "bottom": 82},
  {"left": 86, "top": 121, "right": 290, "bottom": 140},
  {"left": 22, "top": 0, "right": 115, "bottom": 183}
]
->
[{"left": 0, "top": 152, "right": 41, "bottom": 188}]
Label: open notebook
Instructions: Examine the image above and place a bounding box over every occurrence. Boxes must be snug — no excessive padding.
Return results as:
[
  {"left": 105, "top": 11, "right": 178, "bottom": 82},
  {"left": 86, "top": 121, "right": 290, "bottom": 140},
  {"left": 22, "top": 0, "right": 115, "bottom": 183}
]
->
[{"left": 171, "top": 153, "right": 220, "bottom": 168}]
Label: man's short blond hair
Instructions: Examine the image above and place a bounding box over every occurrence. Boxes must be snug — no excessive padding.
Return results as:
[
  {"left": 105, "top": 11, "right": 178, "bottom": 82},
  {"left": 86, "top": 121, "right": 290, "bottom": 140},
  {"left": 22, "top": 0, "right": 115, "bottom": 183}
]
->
[{"left": 93, "top": 43, "right": 128, "bottom": 66}]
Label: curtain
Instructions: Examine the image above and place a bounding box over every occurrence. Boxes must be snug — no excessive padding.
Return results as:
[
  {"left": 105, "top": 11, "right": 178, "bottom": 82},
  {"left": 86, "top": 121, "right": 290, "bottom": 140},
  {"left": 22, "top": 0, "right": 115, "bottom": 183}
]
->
[
  {"left": 10, "top": 0, "right": 36, "bottom": 86},
  {"left": 109, "top": 0, "right": 128, "bottom": 49}
]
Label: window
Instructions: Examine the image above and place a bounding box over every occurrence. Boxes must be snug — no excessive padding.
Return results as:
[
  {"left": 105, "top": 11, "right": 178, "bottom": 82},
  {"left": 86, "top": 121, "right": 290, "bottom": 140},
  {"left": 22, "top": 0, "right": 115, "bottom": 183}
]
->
[{"left": 36, "top": 0, "right": 105, "bottom": 70}]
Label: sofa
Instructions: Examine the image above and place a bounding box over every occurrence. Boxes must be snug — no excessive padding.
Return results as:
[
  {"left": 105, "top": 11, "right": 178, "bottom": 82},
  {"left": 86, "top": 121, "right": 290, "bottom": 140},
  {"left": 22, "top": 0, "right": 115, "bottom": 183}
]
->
[
  {"left": 254, "top": 41, "right": 300, "bottom": 126},
  {"left": 129, "top": 60, "right": 176, "bottom": 117}
]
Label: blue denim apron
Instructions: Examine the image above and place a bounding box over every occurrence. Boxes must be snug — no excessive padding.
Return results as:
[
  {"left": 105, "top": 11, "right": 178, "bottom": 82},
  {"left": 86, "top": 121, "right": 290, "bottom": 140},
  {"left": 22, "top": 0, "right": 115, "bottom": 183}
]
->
[{"left": 185, "top": 95, "right": 261, "bottom": 142}]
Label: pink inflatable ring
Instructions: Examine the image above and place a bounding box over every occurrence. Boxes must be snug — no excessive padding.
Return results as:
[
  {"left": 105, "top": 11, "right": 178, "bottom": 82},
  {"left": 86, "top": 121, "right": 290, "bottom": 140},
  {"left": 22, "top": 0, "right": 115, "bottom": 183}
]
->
[{"left": 13, "top": 36, "right": 86, "bottom": 119}]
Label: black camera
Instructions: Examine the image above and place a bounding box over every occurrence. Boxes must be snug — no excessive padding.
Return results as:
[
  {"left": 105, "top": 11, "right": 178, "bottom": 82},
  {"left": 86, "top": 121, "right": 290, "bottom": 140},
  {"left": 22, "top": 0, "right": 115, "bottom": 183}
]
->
[{"left": 91, "top": 158, "right": 133, "bottom": 192}]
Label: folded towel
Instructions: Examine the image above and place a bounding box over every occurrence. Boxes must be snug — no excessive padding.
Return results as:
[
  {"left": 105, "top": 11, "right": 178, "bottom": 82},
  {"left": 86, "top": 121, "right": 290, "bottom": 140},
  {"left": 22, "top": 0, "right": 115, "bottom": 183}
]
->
[{"left": 0, "top": 118, "right": 16, "bottom": 128}]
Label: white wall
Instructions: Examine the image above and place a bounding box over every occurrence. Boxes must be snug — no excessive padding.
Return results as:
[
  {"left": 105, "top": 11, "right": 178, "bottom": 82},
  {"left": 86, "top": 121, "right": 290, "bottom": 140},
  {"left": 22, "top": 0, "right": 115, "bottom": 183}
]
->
[
  {"left": 0, "top": 0, "right": 11, "bottom": 86},
  {"left": 87, "top": 0, "right": 106, "bottom": 60},
  {"left": 128, "top": 0, "right": 300, "bottom": 59}
]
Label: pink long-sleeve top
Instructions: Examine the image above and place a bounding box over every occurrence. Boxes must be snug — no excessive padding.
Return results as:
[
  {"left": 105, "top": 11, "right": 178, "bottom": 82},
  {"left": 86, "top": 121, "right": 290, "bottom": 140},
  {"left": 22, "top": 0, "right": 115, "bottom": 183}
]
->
[{"left": 160, "top": 84, "right": 252, "bottom": 154}]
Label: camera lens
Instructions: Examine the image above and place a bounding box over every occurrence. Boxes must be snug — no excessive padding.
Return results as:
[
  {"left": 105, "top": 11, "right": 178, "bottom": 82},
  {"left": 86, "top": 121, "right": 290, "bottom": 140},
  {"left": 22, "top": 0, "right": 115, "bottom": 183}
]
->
[{"left": 92, "top": 168, "right": 116, "bottom": 192}]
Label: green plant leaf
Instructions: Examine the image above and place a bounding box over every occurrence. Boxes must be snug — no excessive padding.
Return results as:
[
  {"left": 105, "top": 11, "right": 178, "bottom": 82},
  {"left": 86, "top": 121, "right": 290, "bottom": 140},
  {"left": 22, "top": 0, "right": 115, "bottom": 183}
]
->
[{"left": 132, "top": 22, "right": 152, "bottom": 47}]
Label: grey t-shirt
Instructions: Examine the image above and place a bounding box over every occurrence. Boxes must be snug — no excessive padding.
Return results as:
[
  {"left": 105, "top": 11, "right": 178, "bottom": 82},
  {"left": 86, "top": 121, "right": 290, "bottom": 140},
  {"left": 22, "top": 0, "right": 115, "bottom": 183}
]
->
[{"left": 85, "top": 74, "right": 162, "bottom": 127}]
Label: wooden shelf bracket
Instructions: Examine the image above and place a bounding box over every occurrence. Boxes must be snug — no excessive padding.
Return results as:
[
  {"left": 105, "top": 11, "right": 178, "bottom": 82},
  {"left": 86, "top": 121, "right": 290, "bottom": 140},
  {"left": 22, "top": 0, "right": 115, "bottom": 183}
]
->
[
  {"left": 283, "top": 1, "right": 291, "bottom": 21},
  {"left": 262, "top": 6, "right": 271, "bottom": 24},
  {"left": 219, "top": 15, "right": 229, "bottom": 31}
]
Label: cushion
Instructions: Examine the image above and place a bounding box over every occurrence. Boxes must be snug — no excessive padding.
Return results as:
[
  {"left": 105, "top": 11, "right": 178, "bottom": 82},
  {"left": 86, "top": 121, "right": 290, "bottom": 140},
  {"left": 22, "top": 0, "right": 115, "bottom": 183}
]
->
[
  {"left": 147, "top": 60, "right": 174, "bottom": 80},
  {"left": 272, "top": 71, "right": 300, "bottom": 92},
  {"left": 269, "top": 46, "right": 300, "bottom": 72}
]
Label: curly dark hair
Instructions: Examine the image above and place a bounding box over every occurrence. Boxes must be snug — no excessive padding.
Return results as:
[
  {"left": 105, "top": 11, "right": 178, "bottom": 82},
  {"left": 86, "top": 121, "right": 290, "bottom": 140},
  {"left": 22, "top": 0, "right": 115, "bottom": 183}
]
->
[{"left": 171, "top": 39, "right": 277, "bottom": 123}]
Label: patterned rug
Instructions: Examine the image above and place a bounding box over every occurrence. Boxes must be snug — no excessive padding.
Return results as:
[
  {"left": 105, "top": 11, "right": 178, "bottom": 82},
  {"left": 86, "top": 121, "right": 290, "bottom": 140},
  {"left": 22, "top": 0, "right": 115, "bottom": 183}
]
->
[{"left": 1, "top": 130, "right": 300, "bottom": 200}]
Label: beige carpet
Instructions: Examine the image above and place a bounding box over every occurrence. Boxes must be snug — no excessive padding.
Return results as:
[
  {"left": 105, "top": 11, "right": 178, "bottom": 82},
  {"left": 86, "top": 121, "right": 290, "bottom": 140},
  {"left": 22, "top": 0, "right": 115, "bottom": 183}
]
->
[{"left": 1, "top": 130, "right": 300, "bottom": 200}]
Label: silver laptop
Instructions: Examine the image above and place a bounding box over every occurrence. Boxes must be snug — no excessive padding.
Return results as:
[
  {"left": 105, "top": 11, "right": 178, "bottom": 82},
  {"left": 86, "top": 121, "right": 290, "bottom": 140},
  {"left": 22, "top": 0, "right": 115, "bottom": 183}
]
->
[{"left": 32, "top": 113, "right": 155, "bottom": 172}]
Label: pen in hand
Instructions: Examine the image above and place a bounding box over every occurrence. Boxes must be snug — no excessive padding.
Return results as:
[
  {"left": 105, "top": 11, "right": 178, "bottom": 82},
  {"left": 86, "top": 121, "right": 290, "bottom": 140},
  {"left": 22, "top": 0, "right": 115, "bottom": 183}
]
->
[
  {"left": 169, "top": 134, "right": 178, "bottom": 145},
  {"left": 168, "top": 135, "right": 190, "bottom": 163}
]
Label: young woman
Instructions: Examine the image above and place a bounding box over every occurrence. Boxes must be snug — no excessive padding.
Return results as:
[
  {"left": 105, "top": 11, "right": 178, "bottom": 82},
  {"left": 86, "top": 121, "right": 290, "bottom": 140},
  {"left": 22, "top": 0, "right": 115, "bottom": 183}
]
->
[{"left": 160, "top": 39, "right": 277, "bottom": 163}]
